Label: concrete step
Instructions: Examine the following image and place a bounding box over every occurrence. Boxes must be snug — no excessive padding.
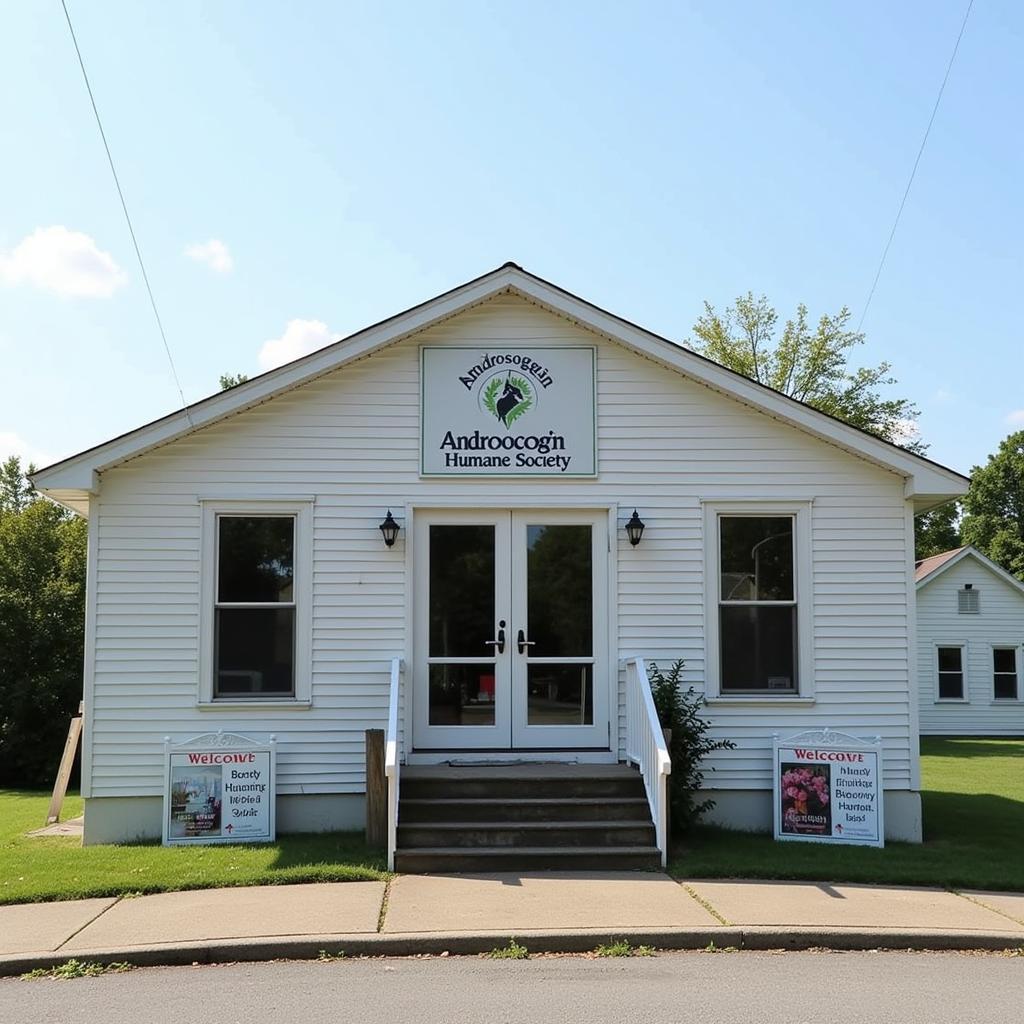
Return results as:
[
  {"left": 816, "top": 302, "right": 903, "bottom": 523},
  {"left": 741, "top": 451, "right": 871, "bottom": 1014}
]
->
[
  {"left": 400, "top": 768, "right": 645, "bottom": 802},
  {"left": 399, "top": 796, "right": 651, "bottom": 824},
  {"left": 397, "top": 820, "right": 657, "bottom": 849},
  {"left": 394, "top": 845, "right": 663, "bottom": 873}
]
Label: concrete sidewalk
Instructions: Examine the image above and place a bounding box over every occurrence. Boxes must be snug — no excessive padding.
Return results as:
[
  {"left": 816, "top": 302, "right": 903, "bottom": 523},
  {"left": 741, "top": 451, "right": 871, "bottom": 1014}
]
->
[{"left": 2, "top": 874, "right": 1023, "bottom": 975}]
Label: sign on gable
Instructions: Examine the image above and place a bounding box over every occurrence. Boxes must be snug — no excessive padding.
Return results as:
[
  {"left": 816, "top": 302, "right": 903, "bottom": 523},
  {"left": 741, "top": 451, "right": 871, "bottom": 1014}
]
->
[{"left": 420, "top": 346, "right": 597, "bottom": 476}]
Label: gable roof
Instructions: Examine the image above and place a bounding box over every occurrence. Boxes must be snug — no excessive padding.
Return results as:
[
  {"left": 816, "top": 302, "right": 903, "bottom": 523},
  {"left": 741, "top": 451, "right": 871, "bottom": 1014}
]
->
[
  {"left": 31, "top": 262, "right": 969, "bottom": 514},
  {"left": 915, "top": 545, "right": 1024, "bottom": 597}
]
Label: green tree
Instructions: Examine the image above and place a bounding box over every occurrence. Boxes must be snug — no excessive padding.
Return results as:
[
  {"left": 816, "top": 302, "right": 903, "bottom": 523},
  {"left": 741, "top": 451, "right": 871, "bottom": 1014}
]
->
[
  {"left": 915, "top": 502, "right": 961, "bottom": 561},
  {"left": 219, "top": 373, "right": 249, "bottom": 390},
  {"left": 961, "top": 431, "right": 1024, "bottom": 580},
  {"left": 0, "top": 456, "right": 87, "bottom": 786},
  {"left": 692, "top": 293, "right": 924, "bottom": 453}
]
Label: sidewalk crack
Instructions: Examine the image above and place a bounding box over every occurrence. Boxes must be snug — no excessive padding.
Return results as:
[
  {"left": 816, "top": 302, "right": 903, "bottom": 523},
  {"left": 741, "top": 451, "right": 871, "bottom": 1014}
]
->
[
  {"left": 679, "top": 882, "right": 731, "bottom": 926},
  {"left": 55, "top": 895, "right": 124, "bottom": 951},
  {"left": 952, "top": 889, "right": 1024, "bottom": 929},
  {"left": 377, "top": 877, "right": 393, "bottom": 933}
]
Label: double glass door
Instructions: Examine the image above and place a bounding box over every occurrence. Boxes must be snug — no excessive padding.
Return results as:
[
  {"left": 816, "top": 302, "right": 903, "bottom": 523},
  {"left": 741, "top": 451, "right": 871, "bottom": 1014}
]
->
[{"left": 413, "top": 510, "right": 608, "bottom": 750}]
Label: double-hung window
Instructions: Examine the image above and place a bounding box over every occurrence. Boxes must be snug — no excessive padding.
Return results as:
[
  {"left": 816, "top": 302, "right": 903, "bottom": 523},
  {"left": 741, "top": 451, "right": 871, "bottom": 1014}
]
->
[
  {"left": 704, "top": 502, "right": 811, "bottom": 699},
  {"left": 936, "top": 646, "right": 965, "bottom": 700},
  {"left": 200, "top": 500, "right": 312, "bottom": 704},
  {"left": 993, "top": 648, "right": 1018, "bottom": 701}
]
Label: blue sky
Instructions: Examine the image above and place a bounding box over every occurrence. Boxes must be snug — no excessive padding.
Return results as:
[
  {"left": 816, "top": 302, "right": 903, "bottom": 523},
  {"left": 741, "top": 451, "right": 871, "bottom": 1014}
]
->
[{"left": 1, "top": 1, "right": 1020, "bottom": 476}]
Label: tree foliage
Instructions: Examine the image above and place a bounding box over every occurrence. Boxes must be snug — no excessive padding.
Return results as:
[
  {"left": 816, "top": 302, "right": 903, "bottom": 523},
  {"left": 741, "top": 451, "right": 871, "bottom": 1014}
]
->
[
  {"left": 219, "top": 372, "right": 249, "bottom": 390},
  {"left": 0, "top": 456, "right": 87, "bottom": 786},
  {"left": 961, "top": 431, "right": 1024, "bottom": 581},
  {"left": 692, "top": 293, "right": 924, "bottom": 453},
  {"left": 915, "top": 502, "right": 961, "bottom": 561}
]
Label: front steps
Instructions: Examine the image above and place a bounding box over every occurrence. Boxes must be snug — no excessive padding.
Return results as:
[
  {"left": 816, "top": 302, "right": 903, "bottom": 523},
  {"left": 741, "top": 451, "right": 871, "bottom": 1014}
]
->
[{"left": 394, "top": 763, "right": 661, "bottom": 873}]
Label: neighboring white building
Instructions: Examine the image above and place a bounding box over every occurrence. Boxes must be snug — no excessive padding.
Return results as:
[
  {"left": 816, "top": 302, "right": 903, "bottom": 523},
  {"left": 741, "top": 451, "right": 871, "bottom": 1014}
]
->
[
  {"left": 917, "top": 546, "right": 1024, "bottom": 736},
  {"left": 31, "top": 264, "right": 969, "bottom": 848}
]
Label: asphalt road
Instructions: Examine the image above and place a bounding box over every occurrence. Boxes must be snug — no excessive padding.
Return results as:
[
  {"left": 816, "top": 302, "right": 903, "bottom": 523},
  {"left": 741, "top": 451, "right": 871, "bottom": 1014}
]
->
[{"left": 2, "top": 951, "right": 1023, "bottom": 1024}]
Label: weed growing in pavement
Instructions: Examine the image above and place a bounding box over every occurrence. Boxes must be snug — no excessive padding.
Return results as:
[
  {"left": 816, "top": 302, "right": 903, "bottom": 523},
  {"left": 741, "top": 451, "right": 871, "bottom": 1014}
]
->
[
  {"left": 703, "top": 941, "right": 738, "bottom": 953},
  {"left": 489, "top": 938, "right": 529, "bottom": 960},
  {"left": 22, "top": 959, "right": 134, "bottom": 980},
  {"left": 594, "top": 940, "right": 655, "bottom": 957},
  {"left": 316, "top": 949, "right": 347, "bottom": 962}
]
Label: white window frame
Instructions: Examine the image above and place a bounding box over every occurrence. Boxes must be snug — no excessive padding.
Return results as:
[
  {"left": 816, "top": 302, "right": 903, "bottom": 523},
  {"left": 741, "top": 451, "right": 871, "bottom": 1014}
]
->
[
  {"left": 702, "top": 500, "right": 814, "bottom": 702},
  {"left": 199, "top": 499, "right": 313, "bottom": 707},
  {"left": 934, "top": 642, "right": 968, "bottom": 703},
  {"left": 991, "top": 644, "right": 1021, "bottom": 702}
]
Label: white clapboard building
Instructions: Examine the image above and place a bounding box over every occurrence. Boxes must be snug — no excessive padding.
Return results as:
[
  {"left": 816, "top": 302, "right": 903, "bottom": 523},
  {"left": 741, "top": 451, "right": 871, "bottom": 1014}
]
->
[
  {"left": 917, "top": 546, "right": 1024, "bottom": 736},
  {"left": 32, "top": 265, "right": 969, "bottom": 866}
]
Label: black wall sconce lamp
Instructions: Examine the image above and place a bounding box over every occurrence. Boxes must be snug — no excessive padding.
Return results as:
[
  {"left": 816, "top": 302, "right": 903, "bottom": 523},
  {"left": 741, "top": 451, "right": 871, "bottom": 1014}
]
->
[
  {"left": 379, "top": 510, "right": 400, "bottom": 548},
  {"left": 625, "top": 509, "right": 645, "bottom": 547}
]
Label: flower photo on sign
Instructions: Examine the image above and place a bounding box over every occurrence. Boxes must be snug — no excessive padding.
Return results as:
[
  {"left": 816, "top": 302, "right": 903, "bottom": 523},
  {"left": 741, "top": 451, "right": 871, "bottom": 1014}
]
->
[{"left": 780, "top": 762, "right": 831, "bottom": 836}]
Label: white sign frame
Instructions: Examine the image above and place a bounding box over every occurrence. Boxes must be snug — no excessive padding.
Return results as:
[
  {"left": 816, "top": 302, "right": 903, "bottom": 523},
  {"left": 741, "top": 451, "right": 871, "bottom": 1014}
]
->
[
  {"left": 772, "top": 728, "right": 884, "bottom": 848},
  {"left": 162, "top": 730, "right": 276, "bottom": 846},
  {"left": 419, "top": 345, "right": 598, "bottom": 477}
]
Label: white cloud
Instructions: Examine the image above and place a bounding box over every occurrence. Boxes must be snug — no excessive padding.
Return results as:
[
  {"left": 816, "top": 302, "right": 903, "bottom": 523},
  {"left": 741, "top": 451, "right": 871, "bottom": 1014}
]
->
[
  {"left": 933, "top": 388, "right": 954, "bottom": 403},
  {"left": 0, "top": 226, "right": 126, "bottom": 298},
  {"left": 892, "top": 418, "right": 921, "bottom": 445},
  {"left": 184, "top": 238, "right": 233, "bottom": 273},
  {"left": 1006, "top": 410, "right": 1024, "bottom": 426},
  {"left": 258, "top": 319, "right": 335, "bottom": 370},
  {"left": 0, "top": 431, "right": 55, "bottom": 470}
]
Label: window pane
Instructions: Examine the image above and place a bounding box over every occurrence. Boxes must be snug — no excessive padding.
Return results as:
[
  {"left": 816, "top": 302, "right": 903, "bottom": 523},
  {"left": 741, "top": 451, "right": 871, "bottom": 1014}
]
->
[
  {"left": 527, "top": 664, "right": 593, "bottom": 725},
  {"left": 937, "top": 647, "right": 963, "bottom": 673},
  {"left": 720, "top": 516, "right": 793, "bottom": 601},
  {"left": 938, "top": 673, "right": 963, "bottom": 700},
  {"left": 721, "top": 604, "right": 796, "bottom": 692},
  {"left": 526, "top": 525, "right": 592, "bottom": 657},
  {"left": 428, "top": 664, "right": 496, "bottom": 726},
  {"left": 218, "top": 517, "right": 294, "bottom": 603},
  {"left": 993, "top": 648, "right": 1016, "bottom": 674},
  {"left": 994, "top": 674, "right": 1017, "bottom": 700},
  {"left": 428, "top": 525, "right": 495, "bottom": 657},
  {"left": 215, "top": 607, "right": 295, "bottom": 696}
]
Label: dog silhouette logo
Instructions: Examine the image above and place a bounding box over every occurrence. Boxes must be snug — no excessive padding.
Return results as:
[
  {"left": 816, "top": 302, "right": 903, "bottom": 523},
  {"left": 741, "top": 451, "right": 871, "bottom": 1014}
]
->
[{"left": 482, "top": 371, "right": 533, "bottom": 429}]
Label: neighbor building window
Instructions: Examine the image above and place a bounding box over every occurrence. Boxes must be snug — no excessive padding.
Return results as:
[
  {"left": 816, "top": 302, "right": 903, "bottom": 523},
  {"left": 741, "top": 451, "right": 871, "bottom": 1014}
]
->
[
  {"left": 957, "top": 586, "right": 980, "bottom": 614},
  {"left": 993, "top": 648, "right": 1018, "bottom": 701},
  {"left": 718, "top": 515, "right": 797, "bottom": 693},
  {"left": 936, "top": 646, "right": 965, "bottom": 700},
  {"left": 215, "top": 516, "right": 296, "bottom": 698}
]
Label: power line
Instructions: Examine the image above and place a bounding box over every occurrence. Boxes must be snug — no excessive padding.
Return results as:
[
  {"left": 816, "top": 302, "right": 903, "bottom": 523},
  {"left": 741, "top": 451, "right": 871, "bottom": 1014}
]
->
[
  {"left": 60, "top": 0, "right": 194, "bottom": 427},
  {"left": 857, "top": 0, "right": 974, "bottom": 332}
]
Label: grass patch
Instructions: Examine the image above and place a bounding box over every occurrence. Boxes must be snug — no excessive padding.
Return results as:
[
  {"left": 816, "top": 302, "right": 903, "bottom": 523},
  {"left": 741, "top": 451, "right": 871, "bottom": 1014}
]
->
[
  {"left": 488, "top": 938, "right": 529, "bottom": 959},
  {"left": 669, "top": 738, "right": 1024, "bottom": 891},
  {"left": 0, "top": 790, "right": 386, "bottom": 906},
  {"left": 594, "top": 939, "right": 654, "bottom": 957},
  {"left": 22, "top": 959, "right": 134, "bottom": 980}
]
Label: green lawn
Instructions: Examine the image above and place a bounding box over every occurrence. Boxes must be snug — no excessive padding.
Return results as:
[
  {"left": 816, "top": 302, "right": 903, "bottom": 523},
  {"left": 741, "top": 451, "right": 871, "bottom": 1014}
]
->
[
  {"left": 0, "top": 790, "right": 386, "bottom": 906},
  {"left": 670, "top": 737, "right": 1024, "bottom": 891}
]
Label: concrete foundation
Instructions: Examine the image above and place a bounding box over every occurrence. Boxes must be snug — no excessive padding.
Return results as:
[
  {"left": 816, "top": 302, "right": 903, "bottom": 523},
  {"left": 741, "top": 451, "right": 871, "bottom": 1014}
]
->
[
  {"left": 82, "top": 794, "right": 366, "bottom": 846},
  {"left": 702, "top": 789, "right": 923, "bottom": 843}
]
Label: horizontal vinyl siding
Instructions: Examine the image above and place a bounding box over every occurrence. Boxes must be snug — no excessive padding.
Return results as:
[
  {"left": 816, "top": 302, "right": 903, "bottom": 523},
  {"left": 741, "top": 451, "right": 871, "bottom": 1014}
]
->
[
  {"left": 89, "top": 294, "right": 916, "bottom": 797},
  {"left": 918, "top": 558, "right": 1024, "bottom": 735}
]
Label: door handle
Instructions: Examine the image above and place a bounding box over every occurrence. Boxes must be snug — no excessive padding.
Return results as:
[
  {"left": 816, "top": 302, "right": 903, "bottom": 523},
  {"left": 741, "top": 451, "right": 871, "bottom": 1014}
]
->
[
  {"left": 517, "top": 629, "right": 536, "bottom": 655},
  {"left": 485, "top": 621, "right": 506, "bottom": 654}
]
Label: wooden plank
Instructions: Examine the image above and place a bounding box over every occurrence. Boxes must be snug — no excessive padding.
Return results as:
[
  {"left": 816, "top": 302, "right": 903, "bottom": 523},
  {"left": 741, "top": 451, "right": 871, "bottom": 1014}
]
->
[
  {"left": 365, "top": 729, "right": 386, "bottom": 848},
  {"left": 45, "top": 705, "right": 84, "bottom": 825}
]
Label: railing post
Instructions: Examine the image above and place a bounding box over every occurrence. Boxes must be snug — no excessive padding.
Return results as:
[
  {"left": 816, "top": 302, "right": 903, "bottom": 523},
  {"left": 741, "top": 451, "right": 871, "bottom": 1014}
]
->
[{"left": 365, "top": 728, "right": 386, "bottom": 848}]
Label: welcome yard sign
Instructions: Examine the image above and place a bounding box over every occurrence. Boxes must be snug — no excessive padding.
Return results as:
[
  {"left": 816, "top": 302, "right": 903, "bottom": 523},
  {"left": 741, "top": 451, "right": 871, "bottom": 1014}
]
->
[
  {"left": 162, "top": 731, "right": 276, "bottom": 845},
  {"left": 420, "top": 346, "right": 597, "bottom": 476},
  {"left": 773, "top": 729, "right": 884, "bottom": 848}
]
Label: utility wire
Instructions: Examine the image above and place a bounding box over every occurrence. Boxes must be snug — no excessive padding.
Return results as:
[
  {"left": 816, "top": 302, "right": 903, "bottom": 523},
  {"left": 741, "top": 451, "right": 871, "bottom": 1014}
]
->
[
  {"left": 60, "top": 0, "right": 194, "bottom": 427},
  {"left": 857, "top": 0, "right": 974, "bottom": 332}
]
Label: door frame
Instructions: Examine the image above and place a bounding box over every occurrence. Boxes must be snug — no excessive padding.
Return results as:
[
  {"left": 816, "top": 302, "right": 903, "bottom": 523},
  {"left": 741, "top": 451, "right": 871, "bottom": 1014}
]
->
[{"left": 404, "top": 501, "right": 620, "bottom": 763}]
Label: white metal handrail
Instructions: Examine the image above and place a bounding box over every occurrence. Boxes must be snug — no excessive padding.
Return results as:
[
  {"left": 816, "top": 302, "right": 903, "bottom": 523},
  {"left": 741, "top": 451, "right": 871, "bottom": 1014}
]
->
[
  {"left": 625, "top": 657, "right": 672, "bottom": 866},
  {"left": 384, "top": 656, "right": 403, "bottom": 870}
]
